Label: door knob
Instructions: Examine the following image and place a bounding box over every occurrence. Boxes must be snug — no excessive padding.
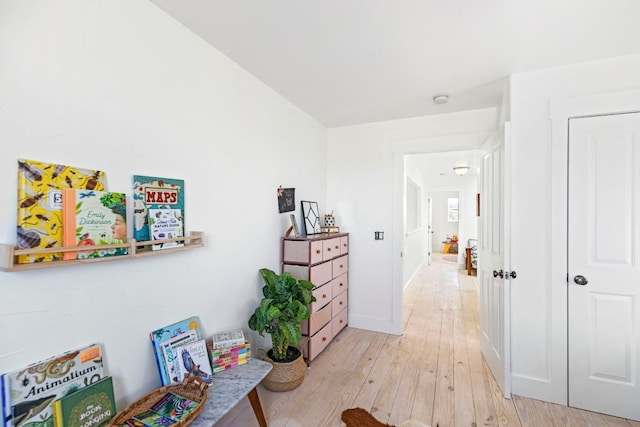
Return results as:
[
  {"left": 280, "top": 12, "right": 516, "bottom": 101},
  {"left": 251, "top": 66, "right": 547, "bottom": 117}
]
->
[
  {"left": 493, "top": 270, "right": 504, "bottom": 278},
  {"left": 573, "top": 275, "right": 588, "bottom": 286}
]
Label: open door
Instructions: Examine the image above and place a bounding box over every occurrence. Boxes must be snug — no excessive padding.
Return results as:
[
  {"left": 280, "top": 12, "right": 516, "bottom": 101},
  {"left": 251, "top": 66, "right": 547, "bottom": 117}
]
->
[
  {"left": 427, "top": 195, "right": 433, "bottom": 265},
  {"left": 478, "top": 123, "right": 512, "bottom": 397}
]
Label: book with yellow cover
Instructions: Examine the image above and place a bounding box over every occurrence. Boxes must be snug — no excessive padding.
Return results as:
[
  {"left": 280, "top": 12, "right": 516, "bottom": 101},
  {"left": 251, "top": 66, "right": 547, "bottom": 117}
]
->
[{"left": 16, "top": 159, "right": 107, "bottom": 264}]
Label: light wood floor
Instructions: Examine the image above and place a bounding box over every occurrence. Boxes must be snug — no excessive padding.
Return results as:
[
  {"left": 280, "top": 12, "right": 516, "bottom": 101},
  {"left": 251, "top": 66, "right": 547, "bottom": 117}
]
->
[{"left": 217, "top": 253, "right": 640, "bottom": 427}]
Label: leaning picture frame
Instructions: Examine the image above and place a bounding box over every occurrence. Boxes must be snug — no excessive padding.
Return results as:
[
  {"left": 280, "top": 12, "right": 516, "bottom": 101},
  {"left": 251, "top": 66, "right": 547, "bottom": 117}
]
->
[
  {"left": 289, "top": 214, "right": 300, "bottom": 237},
  {"left": 301, "top": 200, "right": 321, "bottom": 235}
]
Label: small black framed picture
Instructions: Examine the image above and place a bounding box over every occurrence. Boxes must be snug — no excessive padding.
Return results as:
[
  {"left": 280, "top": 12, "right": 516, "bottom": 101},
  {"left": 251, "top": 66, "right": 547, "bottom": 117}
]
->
[
  {"left": 278, "top": 187, "right": 295, "bottom": 213},
  {"left": 301, "top": 200, "right": 321, "bottom": 235}
]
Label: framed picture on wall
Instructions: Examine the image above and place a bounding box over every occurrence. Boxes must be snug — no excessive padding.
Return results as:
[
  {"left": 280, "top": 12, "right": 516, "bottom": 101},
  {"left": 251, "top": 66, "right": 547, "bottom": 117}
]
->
[
  {"left": 277, "top": 187, "right": 295, "bottom": 213},
  {"left": 301, "top": 200, "right": 321, "bottom": 235}
]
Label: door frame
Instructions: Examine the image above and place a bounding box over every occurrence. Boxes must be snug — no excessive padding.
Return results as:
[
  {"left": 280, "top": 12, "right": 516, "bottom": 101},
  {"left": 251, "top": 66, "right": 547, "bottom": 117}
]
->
[{"left": 549, "top": 89, "right": 640, "bottom": 406}]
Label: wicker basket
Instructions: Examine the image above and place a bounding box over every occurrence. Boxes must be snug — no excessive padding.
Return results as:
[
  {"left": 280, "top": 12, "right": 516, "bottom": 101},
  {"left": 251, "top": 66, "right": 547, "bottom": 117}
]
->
[
  {"left": 106, "top": 376, "right": 208, "bottom": 426},
  {"left": 262, "top": 348, "right": 307, "bottom": 392}
]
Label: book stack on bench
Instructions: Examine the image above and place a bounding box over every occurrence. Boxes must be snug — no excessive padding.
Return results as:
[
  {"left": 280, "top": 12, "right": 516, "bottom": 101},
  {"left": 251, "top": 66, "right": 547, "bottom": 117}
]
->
[{"left": 208, "top": 330, "right": 251, "bottom": 373}]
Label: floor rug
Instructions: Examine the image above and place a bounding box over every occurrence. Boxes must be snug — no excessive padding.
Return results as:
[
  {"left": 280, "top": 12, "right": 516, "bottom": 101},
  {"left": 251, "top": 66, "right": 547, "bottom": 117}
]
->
[
  {"left": 443, "top": 255, "right": 458, "bottom": 263},
  {"left": 341, "top": 408, "right": 434, "bottom": 427}
]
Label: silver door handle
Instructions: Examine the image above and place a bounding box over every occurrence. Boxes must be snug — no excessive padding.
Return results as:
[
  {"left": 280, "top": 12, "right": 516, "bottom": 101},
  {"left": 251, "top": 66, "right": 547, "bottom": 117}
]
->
[{"left": 573, "top": 275, "right": 588, "bottom": 286}]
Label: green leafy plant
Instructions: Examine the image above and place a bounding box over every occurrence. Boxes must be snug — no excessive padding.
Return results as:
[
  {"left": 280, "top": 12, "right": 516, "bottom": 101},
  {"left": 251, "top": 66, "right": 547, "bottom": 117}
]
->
[{"left": 248, "top": 268, "right": 316, "bottom": 362}]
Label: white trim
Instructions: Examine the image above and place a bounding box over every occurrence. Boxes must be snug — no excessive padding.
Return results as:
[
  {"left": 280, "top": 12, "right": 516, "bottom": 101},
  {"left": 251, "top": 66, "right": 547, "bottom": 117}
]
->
[{"left": 549, "top": 88, "right": 640, "bottom": 406}]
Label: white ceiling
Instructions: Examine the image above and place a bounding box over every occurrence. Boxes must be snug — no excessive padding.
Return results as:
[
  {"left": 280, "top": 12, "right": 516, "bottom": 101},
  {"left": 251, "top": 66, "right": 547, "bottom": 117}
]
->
[{"left": 149, "top": 0, "right": 640, "bottom": 127}]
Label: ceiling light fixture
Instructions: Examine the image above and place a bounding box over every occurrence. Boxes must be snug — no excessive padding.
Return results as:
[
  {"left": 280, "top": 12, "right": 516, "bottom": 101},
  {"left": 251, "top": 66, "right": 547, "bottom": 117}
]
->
[
  {"left": 453, "top": 166, "right": 470, "bottom": 176},
  {"left": 433, "top": 94, "right": 449, "bottom": 105}
]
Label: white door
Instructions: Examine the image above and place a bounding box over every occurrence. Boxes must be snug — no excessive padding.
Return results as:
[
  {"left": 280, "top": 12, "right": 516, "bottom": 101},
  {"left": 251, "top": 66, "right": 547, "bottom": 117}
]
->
[
  {"left": 478, "top": 123, "right": 511, "bottom": 397},
  {"left": 568, "top": 113, "right": 640, "bottom": 420},
  {"left": 427, "top": 195, "right": 433, "bottom": 265}
]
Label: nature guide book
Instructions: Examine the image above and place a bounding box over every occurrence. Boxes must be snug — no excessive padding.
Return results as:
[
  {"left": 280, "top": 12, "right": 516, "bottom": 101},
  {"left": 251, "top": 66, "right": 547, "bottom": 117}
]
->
[
  {"left": 62, "top": 189, "right": 128, "bottom": 260},
  {"left": 1, "top": 343, "right": 105, "bottom": 427},
  {"left": 149, "top": 392, "right": 199, "bottom": 421},
  {"left": 132, "top": 176, "right": 184, "bottom": 244},
  {"left": 160, "top": 330, "right": 199, "bottom": 385},
  {"left": 52, "top": 375, "right": 115, "bottom": 427},
  {"left": 147, "top": 208, "right": 184, "bottom": 251},
  {"left": 149, "top": 316, "right": 203, "bottom": 386},
  {"left": 173, "top": 340, "right": 213, "bottom": 384},
  {"left": 16, "top": 159, "right": 107, "bottom": 264}
]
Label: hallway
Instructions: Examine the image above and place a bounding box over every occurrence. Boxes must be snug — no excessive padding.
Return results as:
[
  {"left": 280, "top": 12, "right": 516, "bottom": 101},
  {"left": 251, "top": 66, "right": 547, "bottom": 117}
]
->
[{"left": 217, "top": 254, "right": 640, "bottom": 426}]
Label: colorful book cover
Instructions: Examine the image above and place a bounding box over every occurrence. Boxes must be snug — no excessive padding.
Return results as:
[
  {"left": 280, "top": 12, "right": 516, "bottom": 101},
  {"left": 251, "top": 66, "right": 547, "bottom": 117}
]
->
[
  {"left": 16, "top": 159, "right": 107, "bottom": 264},
  {"left": 62, "top": 189, "right": 128, "bottom": 260},
  {"left": 149, "top": 392, "right": 198, "bottom": 421},
  {"left": 149, "top": 317, "right": 202, "bottom": 386},
  {"left": 147, "top": 208, "right": 184, "bottom": 251},
  {"left": 3, "top": 343, "right": 105, "bottom": 427},
  {"left": 131, "top": 409, "right": 176, "bottom": 427},
  {"left": 159, "top": 330, "right": 199, "bottom": 384},
  {"left": 174, "top": 340, "right": 213, "bottom": 384},
  {"left": 132, "top": 176, "right": 184, "bottom": 244},
  {"left": 212, "top": 329, "right": 245, "bottom": 350},
  {"left": 52, "top": 376, "right": 115, "bottom": 427}
]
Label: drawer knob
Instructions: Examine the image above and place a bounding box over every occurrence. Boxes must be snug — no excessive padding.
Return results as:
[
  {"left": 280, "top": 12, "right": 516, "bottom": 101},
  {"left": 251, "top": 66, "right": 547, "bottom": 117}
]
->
[
  {"left": 322, "top": 294, "right": 327, "bottom": 298},
  {"left": 339, "top": 301, "right": 343, "bottom": 305},
  {"left": 343, "top": 243, "right": 347, "bottom": 247},
  {"left": 340, "top": 264, "right": 343, "bottom": 268},
  {"left": 327, "top": 248, "right": 331, "bottom": 251},
  {"left": 339, "top": 283, "right": 343, "bottom": 287},
  {"left": 316, "top": 249, "right": 321, "bottom": 254},
  {"left": 335, "top": 245, "right": 339, "bottom": 250},
  {"left": 340, "top": 320, "right": 343, "bottom": 324},
  {"left": 322, "top": 337, "right": 327, "bottom": 342}
]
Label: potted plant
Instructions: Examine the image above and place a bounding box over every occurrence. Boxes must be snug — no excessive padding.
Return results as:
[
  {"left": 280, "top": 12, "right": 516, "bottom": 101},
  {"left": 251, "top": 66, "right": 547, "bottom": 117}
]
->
[{"left": 248, "top": 268, "right": 315, "bottom": 391}]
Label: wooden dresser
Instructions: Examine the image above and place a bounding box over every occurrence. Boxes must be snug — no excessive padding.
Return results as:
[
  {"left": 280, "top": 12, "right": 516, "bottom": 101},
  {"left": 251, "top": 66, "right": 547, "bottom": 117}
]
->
[{"left": 281, "top": 233, "right": 349, "bottom": 361}]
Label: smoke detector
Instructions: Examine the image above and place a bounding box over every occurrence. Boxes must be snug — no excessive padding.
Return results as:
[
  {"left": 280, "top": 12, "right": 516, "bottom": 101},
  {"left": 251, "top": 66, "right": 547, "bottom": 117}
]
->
[{"left": 432, "top": 94, "right": 449, "bottom": 105}]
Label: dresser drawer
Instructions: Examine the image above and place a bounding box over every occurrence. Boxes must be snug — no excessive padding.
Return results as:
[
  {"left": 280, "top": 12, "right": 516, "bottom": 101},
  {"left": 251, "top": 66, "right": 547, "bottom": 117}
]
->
[
  {"left": 332, "top": 255, "right": 348, "bottom": 278},
  {"left": 332, "top": 306, "right": 348, "bottom": 337},
  {"left": 283, "top": 239, "right": 323, "bottom": 264},
  {"left": 331, "top": 273, "right": 348, "bottom": 297},
  {"left": 283, "top": 261, "right": 332, "bottom": 287},
  {"left": 322, "top": 237, "right": 341, "bottom": 261},
  {"left": 340, "top": 236, "right": 349, "bottom": 256},
  {"left": 310, "top": 282, "right": 332, "bottom": 313},
  {"left": 301, "top": 302, "right": 331, "bottom": 336},
  {"left": 331, "top": 290, "right": 348, "bottom": 315},
  {"left": 306, "top": 322, "right": 333, "bottom": 361}
]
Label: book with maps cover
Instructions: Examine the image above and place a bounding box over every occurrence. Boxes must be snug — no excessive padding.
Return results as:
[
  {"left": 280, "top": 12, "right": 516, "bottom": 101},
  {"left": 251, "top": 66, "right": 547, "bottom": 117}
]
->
[
  {"left": 61, "top": 189, "right": 128, "bottom": 260},
  {"left": 132, "top": 176, "right": 184, "bottom": 244},
  {"left": 52, "top": 376, "right": 115, "bottom": 427},
  {"left": 16, "top": 159, "right": 107, "bottom": 264},
  {"left": 1, "top": 343, "right": 105, "bottom": 427}
]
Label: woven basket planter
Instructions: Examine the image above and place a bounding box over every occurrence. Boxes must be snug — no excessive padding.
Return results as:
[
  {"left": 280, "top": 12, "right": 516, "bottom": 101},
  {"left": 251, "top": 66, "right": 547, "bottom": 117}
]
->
[{"left": 262, "top": 347, "right": 307, "bottom": 392}]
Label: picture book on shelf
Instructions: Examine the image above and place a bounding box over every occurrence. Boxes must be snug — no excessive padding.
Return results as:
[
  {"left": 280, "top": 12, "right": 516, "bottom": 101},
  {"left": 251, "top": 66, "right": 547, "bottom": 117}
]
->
[
  {"left": 149, "top": 392, "right": 199, "bottom": 421},
  {"left": 132, "top": 176, "right": 184, "bottom": 244},
  {"left": 149, "top": 316, "right": 203, "bottom": 386},
  {"left": 1, "top": 343, "right": 105, "bottom": 427},
  {"left": 52, "top": 376, "right": 115, "bottom": 427},
  {"left": 16, "top": 159, "right": 107, "bottom": 264},
  {"left": 212, "top": 329, "right": 246, "bottom": 350},
  {"left": 174, "top": 340, "right": 213, "bottom": 384},
  {"left": 148, "top": 208, "right": 184, "bottom": 251},
  {"left": 160, "top": 330, "right": 199, "bottom": 384},
  {"left": 61, "top": 189, "right": 128, "bottom": 260}
]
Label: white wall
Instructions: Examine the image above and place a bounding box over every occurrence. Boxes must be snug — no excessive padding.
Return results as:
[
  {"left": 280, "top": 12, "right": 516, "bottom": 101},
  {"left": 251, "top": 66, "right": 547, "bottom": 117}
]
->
[
  {"left": 0, "top": 0, "right": 326, "bottom": 410},
  {"left": 326, "top": 108, "right": 497, "bottom": 334},
  {"left": 509, "top": 53, "right": 640, "bottom": 403}
]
